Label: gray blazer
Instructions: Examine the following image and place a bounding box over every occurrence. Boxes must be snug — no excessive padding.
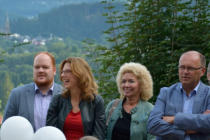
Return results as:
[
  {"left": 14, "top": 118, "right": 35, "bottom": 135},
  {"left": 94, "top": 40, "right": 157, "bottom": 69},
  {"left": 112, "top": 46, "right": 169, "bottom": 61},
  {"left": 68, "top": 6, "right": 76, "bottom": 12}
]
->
[
  {"left": 147, "top": 82, "right": 210, "bottom": 140},
  {"left": 3, "top": 82, "right": 62, "bottom": 131}
]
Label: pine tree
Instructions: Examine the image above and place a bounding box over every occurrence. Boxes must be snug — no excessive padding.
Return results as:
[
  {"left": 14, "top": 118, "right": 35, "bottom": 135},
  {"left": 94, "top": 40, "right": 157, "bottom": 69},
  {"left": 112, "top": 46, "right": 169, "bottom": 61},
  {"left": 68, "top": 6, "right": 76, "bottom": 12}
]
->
[
  {"left": 0, "top": 71, "right": 14, "bottom": 111},
  {"left": 86, "top": 0, "right": 210, "bottom": 103}
]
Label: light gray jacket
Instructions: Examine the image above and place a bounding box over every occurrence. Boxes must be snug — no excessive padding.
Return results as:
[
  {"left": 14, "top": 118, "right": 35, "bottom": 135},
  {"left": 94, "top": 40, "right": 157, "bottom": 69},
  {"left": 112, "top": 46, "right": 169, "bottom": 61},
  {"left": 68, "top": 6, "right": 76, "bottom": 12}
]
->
[{"left": 3, "top": 82, "right": 62, "bottom": 131}]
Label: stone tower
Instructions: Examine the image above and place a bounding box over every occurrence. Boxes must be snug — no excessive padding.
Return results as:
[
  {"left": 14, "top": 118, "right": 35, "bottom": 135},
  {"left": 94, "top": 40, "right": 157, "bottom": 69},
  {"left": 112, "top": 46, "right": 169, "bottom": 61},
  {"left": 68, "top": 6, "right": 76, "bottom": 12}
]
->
[{"left": 4, "top": 13, "right": 10, "bottom": 33}]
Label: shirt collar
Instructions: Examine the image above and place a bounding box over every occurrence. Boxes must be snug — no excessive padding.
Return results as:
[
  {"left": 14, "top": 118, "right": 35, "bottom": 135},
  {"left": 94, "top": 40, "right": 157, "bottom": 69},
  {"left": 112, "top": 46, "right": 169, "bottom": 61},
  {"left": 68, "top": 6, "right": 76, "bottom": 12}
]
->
[
  {"left": 122, "top": 98, "right": 140, "bottom": 114},
  {"left": 34, "top": 82, "right": 54, "bottom": 95},
  {"left": 180, "top": 81, "right": 200, "bottom": 94}
]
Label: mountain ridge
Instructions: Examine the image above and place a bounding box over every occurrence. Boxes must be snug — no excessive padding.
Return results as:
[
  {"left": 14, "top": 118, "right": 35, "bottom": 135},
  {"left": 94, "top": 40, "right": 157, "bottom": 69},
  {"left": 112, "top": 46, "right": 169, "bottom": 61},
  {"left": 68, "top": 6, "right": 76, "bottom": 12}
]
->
[
  {"left": 10, "top": 3, "right": 111, "bottom": 41},
  {"left": 0, "top": 0, "right": 102, "bottom": 18}
]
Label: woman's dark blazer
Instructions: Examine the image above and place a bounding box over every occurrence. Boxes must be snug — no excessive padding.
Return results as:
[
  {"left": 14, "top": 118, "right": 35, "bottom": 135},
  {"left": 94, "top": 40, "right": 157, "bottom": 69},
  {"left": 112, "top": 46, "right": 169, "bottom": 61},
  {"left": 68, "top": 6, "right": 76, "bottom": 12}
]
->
[{"left": 46, "top": 94, "right": 105, "bottom": 140}]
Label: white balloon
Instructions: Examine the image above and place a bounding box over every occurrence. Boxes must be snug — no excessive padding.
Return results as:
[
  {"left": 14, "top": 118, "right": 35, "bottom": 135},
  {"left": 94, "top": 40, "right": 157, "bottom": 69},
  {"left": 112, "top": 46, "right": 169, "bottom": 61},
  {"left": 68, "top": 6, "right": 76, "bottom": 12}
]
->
[
  {"left": 1, "top": 116, "right": 34, "bottom": 140},
  {"left": 32, "top": 126, "right": 66, "bottom": 140}
]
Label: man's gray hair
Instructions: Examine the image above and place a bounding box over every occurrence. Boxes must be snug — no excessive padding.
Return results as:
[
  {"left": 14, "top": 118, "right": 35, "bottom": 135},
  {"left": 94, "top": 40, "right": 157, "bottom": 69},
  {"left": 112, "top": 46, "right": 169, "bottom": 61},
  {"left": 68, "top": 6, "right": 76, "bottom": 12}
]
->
[
  {"left": 180, "top": 51, "right": 206, "bottom": 67},
  {"left": 208, "top": 62, "right": 210, "bottom": 72}
]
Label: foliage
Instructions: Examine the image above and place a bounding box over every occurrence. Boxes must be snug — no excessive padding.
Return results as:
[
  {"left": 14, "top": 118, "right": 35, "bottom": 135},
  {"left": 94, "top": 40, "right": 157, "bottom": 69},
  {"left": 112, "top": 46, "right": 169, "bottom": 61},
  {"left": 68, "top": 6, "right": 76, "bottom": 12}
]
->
[
  {"left": 86, "top": 0, "right": 210, "bottom": 104},
  {"left": 0, "top": 71, "right": 14, "bottom": 111},
  {"left": 10, "top": 3, "right": 109, "bottom": 42},
  {"left": 0, "top": 37, "right": 85, "bottom": 112}
]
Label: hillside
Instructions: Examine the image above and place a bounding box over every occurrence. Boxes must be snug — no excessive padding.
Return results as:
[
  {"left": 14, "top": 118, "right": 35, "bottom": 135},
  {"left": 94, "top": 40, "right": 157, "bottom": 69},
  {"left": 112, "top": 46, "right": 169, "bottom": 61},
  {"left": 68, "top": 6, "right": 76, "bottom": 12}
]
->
[{"left": 10, "top": 3, "right": 111, "bottom": 41}]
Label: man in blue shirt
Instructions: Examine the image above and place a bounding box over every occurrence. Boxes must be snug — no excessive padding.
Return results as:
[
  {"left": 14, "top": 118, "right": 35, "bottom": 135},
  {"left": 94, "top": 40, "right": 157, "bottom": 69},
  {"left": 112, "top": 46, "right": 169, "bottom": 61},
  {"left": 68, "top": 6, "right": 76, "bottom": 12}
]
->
[
  {"left": 3, "top": 52, "right": 62, "bottom": 131},
  {"left": 147, "top": 51, "right": 210, "bottom": 140}
]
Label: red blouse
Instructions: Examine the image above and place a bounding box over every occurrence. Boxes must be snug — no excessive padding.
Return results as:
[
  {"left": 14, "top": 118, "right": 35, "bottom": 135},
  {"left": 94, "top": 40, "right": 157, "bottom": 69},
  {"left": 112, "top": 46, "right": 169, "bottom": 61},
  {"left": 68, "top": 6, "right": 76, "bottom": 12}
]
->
[{"left": 63, "top": 110, "right": 84, "bottom": 140}]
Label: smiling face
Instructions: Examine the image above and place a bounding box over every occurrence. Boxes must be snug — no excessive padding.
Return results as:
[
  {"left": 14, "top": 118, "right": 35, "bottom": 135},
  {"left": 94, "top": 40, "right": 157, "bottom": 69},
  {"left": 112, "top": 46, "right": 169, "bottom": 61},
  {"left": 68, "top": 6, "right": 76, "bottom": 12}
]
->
[
  {"left": 60, "top": 62, "right": 79, "bottom": 90},
  {"left": 33, "top": 53, "right": 56, "bottom": 87},
  {"left": 121, "top": 72, "right": 141, "bottom": 99}
]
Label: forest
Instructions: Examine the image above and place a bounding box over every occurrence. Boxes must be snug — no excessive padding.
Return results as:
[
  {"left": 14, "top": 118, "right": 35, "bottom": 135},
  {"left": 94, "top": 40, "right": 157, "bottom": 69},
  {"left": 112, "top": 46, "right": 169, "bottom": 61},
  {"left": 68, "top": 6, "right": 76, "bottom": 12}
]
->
[
  {"left": 9, "top": 3, "right": 119, "bottom": 41},
  {"left": 0, "top": 37, "right": 87, "bottom": 111},
  {"left": 0, "top": 0, "right": 209, "bottom": 113}
]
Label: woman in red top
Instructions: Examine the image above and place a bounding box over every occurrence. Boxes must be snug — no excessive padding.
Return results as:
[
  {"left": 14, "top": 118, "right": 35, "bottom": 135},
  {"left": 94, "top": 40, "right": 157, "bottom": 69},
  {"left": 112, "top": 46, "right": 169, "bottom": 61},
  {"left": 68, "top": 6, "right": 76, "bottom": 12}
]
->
[{"left": 47, "top": 57, "right": 105, "bottom": 140}]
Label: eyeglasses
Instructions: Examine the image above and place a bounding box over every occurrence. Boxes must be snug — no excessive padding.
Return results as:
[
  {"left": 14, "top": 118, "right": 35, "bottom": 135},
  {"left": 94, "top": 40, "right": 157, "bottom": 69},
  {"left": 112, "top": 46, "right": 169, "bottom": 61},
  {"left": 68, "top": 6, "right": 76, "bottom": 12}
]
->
[
  {"left": 61, "top": 70, "right": 72, "bottom": 74},
  {"left": 178, "top": 66, "right": 203, "bottom": 72}
]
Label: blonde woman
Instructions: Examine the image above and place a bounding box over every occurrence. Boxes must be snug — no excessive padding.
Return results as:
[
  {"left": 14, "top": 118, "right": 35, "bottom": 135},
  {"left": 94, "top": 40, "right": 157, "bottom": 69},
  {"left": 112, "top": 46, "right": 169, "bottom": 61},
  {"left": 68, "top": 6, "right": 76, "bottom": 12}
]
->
[
  {"left": 105, "top": 62, "right": 155, "bottom": 140},
  {"left": 46, "top": 57, "right": 105, "bottom": 140}
]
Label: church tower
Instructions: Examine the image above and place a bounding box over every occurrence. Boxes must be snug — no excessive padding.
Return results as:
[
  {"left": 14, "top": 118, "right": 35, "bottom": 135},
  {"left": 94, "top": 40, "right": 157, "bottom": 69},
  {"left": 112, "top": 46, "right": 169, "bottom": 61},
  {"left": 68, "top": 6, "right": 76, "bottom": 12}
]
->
[{"left": 4, "top": 13, "right": 10, "bottom": 33}]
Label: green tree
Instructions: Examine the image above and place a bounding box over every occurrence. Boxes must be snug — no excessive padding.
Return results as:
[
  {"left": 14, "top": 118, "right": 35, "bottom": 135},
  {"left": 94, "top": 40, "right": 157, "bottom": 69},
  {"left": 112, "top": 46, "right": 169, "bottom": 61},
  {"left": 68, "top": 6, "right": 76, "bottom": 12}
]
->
[
  {"left": 0, "top": 71, "right": 14, "bottom": 111},
  {"left": 86, "top": 0, "right": 210, "bottom": 104}
]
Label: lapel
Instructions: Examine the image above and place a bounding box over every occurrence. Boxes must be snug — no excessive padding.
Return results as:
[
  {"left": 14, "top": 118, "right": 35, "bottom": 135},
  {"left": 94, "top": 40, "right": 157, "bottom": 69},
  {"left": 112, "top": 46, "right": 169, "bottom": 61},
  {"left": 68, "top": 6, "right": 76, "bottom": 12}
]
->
[
  {"left": 26, "top": 83, "right": 36, "bottom": 128},
  {"left": 111, "top": 99, "right": 123, "bottom": 120},
  {"left": 174, "top": 83, "right": 184, "bottom": 113},
  {"left": 131, "top": 99, "right": 141, "bottom": 114},
  {"left": 192, "top": 82, "right": 208, "bottom": 113}
]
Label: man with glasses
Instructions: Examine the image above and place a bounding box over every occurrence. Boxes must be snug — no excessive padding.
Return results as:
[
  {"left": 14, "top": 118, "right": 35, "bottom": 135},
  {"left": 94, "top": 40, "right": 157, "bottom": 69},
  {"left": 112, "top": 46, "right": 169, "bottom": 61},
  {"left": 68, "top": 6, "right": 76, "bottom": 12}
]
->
[{"left": 148, "top": 51, "right": 210, "bottom": 140}]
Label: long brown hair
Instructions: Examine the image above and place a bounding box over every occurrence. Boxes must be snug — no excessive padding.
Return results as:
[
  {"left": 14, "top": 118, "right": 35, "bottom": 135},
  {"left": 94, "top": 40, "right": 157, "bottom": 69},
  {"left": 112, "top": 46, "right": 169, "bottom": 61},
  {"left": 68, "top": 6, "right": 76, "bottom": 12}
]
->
[{"left": 60, "top": 57, "right": 98, "bottom": 101}]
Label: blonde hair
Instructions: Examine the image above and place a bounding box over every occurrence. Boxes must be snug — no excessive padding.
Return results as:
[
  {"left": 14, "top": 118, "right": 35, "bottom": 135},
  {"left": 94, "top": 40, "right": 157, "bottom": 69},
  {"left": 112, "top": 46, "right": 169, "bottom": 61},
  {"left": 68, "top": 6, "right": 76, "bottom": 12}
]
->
[
  {"left": 116, "top": 62, "right": 153, "bottom": 101},
  {"left": 60, "top": 57, "right": 98, "bottom": 101}
]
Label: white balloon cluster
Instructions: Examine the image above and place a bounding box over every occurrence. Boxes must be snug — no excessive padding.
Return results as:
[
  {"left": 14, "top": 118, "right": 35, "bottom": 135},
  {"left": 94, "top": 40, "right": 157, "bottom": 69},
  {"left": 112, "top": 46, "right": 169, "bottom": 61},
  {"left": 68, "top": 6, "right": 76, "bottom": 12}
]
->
[
  {"left": 0, "top": 116, "right": 66, "bottom": 140},
  {"left": 32, "top": 126, "right": 66, "bottom": 140}
]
